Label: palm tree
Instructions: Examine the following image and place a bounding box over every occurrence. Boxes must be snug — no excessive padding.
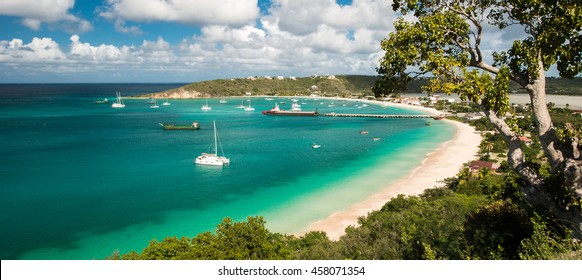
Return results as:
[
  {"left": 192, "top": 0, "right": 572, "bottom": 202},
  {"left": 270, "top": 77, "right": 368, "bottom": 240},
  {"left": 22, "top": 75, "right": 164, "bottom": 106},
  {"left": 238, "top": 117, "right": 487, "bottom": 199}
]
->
[{"left": 483, "top": 141, "right": 494, "bottom": 158}]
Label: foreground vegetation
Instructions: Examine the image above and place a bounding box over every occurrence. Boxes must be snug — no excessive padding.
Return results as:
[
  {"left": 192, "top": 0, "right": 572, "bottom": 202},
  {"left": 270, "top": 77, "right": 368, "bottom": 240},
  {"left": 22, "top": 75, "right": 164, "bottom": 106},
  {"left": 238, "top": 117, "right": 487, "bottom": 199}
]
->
[{"left": 108, "top": 105, "right": 581, "bottom": 260}]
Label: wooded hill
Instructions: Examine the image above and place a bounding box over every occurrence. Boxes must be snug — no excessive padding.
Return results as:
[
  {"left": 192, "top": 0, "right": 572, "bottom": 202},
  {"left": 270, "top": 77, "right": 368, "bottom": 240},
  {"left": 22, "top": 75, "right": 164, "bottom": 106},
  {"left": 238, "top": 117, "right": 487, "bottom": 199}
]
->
[{"left": 140, "top": 76, "right": 582, "bottom": 98}]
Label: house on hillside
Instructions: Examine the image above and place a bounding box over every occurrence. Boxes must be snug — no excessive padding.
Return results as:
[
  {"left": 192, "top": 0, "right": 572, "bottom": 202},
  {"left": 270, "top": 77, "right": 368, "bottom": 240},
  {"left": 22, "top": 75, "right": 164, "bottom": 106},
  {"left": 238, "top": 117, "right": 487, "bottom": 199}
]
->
[{"left": 469, "top": 161, "right": 499, "bottom": 173}]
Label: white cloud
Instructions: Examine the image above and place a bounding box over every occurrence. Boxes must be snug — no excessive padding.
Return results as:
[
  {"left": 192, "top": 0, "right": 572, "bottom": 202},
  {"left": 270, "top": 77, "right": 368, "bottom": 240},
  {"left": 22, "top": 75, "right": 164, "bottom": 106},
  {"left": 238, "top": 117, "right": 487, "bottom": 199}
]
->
[
  {"left": 1, "top": 1, "right": 400, "bottom": 81},
  {"left": 0, "top": 37, "right": 67, "bottom": 62},
  {"left": 99, "top": 0, "right": 259, "bottom": 27},
  {"left": 113, "top": 20, "right": 143, "bottom": 35},
  {"left": 69, "top": 35, "right": 135, "bottom": 63},
  {"left": 138, "top": 37, "right": 177, "bottom": 64},
  {"left": 0, "top": 0, "right": 92, "bottom": 33},
  {"left": 266, "top": 0, "right": 394, "bottom": 35}
]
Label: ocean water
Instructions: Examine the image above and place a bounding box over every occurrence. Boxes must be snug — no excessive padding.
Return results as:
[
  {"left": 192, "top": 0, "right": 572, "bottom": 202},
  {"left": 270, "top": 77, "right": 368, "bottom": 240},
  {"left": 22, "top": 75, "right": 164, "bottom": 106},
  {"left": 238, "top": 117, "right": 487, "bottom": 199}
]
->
[{"left": 0, "top": 84, "right": 455, "bottom": 259}]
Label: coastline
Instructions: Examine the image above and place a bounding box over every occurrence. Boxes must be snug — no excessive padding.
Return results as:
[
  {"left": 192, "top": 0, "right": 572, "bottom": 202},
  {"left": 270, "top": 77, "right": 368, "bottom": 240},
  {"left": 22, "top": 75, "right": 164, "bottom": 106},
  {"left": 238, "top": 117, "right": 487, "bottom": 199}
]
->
[
  {"left": 127, "top": 92, "right": 480, "bottom": 240},
  {"left": 304, "top": 105, "right": 481, "bottom": 240}
]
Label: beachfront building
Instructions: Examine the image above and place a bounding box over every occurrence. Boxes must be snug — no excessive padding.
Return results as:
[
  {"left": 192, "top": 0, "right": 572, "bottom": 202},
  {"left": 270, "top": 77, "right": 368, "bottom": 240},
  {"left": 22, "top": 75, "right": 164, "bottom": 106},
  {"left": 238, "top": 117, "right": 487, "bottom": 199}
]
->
[{"left": 469, "top": 161, "right": 499, "bottom": 173}]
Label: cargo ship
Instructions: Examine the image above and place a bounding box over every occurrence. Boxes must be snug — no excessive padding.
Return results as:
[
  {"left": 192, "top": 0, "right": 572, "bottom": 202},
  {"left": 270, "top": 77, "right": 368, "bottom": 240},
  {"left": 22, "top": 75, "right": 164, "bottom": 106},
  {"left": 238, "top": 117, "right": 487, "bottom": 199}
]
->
[
  {"left": 262, "top": 102, "right": 319, "bottom": 116},
  {"left": 159, "top": 122, "right": 200, "bottom": 130}
]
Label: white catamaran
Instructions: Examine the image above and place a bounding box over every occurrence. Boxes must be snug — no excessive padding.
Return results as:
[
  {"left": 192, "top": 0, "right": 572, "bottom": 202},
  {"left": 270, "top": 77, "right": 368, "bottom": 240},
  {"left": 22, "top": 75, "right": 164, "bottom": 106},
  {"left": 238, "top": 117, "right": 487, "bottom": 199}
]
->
[
  {"left": 195, "top": 121, "right": 230, "bottom": 166},
  {"left": 111, "top": 91, "right": 125, "bottom": 108},
  {"left": 201, "top": 99, "right": 212, "bottom": 110}
]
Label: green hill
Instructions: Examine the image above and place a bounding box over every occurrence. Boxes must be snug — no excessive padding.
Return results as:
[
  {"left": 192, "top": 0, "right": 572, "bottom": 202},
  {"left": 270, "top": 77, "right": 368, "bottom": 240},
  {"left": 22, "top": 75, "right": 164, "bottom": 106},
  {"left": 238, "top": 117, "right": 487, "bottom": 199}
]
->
[
  {"left": 138, "top": 75, "right": 378, "bottom": 99},
  {"left": 137, "top": 76, "right": 582, "bottom": 98}
]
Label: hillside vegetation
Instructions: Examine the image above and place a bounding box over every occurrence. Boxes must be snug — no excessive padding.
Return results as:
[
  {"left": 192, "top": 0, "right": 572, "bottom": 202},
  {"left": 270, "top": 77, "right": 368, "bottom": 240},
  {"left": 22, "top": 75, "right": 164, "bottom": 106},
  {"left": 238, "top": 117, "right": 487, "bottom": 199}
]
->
[
  {"left": 138, "top": 75, "right": 376, "bottom": 98},
  {"left": 138, "top": 76, "right": 582, "bottom": 98}
]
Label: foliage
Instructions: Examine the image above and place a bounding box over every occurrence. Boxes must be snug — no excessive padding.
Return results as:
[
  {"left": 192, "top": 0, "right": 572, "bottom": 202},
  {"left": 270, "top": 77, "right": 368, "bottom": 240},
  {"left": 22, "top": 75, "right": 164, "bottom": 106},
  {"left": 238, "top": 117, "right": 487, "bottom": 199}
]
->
[
  {"left": 518, "top": 216, "right": 578, "bottom": 260},
  {"left": 333, "top": 190, "right": 489, "bottom": 259},
  {"left": 464, "top": 200, "right": 533, "bottom": 259},
  {"left": 119, "top": 217, "right": 293, "bottom": 260},
  {"left": 468, "top": 118, "right": 495, "bottom": 131},
  {"left": 377, "top": 0, "right": 582, "bottom": 240}
]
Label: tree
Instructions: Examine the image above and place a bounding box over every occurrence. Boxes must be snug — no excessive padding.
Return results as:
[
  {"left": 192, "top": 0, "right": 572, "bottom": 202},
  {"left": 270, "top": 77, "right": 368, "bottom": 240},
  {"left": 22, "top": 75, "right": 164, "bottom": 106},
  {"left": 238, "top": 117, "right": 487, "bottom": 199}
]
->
[
  {"left": 375, "top": 0, "right": 581, "bottom": 238},
  {"left": 483, "top": 140, "right": 494, "bottom": 158}
]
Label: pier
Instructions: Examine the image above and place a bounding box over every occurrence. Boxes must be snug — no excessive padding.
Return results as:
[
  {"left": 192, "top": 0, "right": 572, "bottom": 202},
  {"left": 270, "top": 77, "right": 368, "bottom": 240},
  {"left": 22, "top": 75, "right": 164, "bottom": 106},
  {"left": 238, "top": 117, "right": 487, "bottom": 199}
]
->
[{"left": 323, "top": 112, "right": 443, "bottom": 119}]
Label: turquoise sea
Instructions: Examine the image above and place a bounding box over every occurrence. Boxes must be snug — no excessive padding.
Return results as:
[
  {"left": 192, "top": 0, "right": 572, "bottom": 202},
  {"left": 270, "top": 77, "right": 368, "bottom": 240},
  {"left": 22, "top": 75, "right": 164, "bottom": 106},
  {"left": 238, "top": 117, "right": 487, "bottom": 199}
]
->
[{"left": 0, "top": 84, "right": 455, "bottom": 260}]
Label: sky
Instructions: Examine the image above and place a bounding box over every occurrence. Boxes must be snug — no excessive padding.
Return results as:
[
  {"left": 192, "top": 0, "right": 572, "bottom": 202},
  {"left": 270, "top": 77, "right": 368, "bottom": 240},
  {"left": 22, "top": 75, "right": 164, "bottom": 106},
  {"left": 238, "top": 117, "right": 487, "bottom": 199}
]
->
[{"left": 0, "top": 0, "right": 528, "bottom": 83}]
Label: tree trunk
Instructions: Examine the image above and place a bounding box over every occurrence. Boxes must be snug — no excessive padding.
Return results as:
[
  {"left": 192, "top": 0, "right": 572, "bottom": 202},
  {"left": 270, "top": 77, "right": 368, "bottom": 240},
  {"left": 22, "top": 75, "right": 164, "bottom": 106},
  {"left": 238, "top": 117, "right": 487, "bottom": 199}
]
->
[
  {"left": 483, "top": 109, "right": 544, "bottom": 187},
  {"left": 484, "top": 59, "right": 582, "bottom": 240},
  {"left": 522, "top": 61, "right": 582, "bottom": 240},
  {"left": 526, "top": 60, "right": 569, "bottom": 169}
]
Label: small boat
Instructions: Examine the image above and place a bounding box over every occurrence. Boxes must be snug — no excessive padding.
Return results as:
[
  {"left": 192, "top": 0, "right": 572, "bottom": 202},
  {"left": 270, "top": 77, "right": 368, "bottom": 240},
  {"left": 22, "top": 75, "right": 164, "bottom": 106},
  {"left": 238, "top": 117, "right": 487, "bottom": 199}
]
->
[
  {"left": 195, "top": 121, "right": 230, "bottom": 166},
  {"left": 201, "top": 99, "right": 212, "bottom": 110},
  {"left": 147, "top": 98, "right": 155, "bottom": 104},
  {"left": 219, "top": 97, "right": 227, "bottom": 104},
  {"left": 94, "top": 98, "right": 108, "bottom": 104},
  {"left": 265, "top": 98, "right": 274, "bottom": 101},
  {"left": 162, "top": 99, "right": 171, "bottom": 106},
  {"left": 360, "top": 131, "right": 369, "bottom": 135},
  {"left": 150, "top": 99, "right": 159, "bottom": 108},
  {"left": 425, "top": 121, "right": 432, "bottom": 126},
  {"left": 244, "top": 100, "right": 255, "bottom": 111},
  {"left": 373, "top": 138, "right": 381, "bottom": 141},
  {"left": 312, "top": 143, "right": 322, "bottom": 149},
  {"left": 236, "top": 99, "right": 246, "bottom": 108},
  {"left": 290, "top": 100, "right": 302, "bottom": 112},
  {"left": 159, "top": 122, "right": 200, "bottom": 130},
  {"left": 111, "top": 91, "right": 125, "bottom": 108}
]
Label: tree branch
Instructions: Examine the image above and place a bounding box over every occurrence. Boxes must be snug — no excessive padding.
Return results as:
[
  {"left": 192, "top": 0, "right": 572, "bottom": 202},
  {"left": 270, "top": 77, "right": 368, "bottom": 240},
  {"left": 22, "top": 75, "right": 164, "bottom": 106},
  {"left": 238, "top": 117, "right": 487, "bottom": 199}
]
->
[{"left": 481, "top": 106, "right": 544, "bottom": 188}]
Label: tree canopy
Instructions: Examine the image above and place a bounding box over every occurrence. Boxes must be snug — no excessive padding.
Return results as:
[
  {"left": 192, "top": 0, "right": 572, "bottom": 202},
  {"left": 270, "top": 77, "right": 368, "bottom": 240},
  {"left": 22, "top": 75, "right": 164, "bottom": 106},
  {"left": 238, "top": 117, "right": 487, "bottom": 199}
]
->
[{"left": 374, "top": 0, "right": 581, "bottom": 238}]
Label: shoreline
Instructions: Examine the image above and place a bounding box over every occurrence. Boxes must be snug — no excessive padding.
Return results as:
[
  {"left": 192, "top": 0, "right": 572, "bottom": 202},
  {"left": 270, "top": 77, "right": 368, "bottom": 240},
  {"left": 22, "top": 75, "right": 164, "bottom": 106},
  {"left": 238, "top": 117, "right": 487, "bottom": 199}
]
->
[
  {"left": 303, "top": 103, "right": 482, "bottom": 240},
  {"left": 129, "top": 93, "right": 481, "bottom": 240}
]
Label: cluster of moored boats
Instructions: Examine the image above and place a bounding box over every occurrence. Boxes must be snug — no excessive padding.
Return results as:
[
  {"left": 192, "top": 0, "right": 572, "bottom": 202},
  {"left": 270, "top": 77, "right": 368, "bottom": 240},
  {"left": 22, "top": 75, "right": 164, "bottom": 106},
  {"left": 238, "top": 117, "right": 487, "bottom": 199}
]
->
[{"left": 95, "top": 93, "right": 445, "bottom": 167}]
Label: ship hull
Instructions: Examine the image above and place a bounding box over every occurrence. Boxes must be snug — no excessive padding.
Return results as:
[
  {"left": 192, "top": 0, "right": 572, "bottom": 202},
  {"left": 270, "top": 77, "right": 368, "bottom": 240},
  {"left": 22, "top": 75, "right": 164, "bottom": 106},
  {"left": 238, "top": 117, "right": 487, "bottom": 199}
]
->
[
  {"left": 159, "top": 123, "right": 200, "bottom": 130},
  {"left": 262, "top": 111, "right": 319, "bottom": 116}
]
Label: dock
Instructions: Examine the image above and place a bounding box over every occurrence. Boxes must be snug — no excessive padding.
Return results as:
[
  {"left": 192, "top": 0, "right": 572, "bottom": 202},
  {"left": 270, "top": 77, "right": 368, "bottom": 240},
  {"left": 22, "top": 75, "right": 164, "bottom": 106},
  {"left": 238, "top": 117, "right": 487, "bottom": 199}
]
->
[{"left": 323, "top": 112, "right": 443, "bottom": 119}]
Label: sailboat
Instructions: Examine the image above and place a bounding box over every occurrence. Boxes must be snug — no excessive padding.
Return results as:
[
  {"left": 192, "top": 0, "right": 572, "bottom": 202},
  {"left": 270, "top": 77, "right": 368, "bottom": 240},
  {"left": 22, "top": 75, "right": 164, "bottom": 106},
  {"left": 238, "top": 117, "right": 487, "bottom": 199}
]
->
[
  {"left": 244, "top": 99, "right": 255, "bottom": 111},
  {"left": 219, "top": 96, "right": 227, "bottom": 104},
  {"left": 195, "top": 121, "right": 230, "bottom": 166},
  {"left": 201, "top": 99, "right": 212, "bottom": 110},
  {"left": 111, "top": 91, "right": 125, "bottom": 108},
  {"left": 150, "top": 98, "right": 159, "bottom": 108},
  {"left": 162, "top": 99, "right": 171, "bottom": 106},
  {"left": 236, "top": 98, "right": 246, "bottom": 109}
]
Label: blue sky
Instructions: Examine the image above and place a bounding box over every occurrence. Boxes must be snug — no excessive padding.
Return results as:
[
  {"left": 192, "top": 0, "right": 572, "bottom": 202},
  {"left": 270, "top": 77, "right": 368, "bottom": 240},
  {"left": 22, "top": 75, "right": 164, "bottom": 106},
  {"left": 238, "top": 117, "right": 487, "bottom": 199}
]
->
[{"left": 0, "top": 0, "right": 525, "bottom": 83}]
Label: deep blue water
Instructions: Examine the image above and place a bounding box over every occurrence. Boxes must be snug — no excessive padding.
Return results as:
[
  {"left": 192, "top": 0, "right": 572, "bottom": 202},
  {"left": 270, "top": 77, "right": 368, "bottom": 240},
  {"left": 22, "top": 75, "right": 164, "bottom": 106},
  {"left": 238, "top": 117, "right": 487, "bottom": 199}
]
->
[{"left": 0, "top": 84, "right": 454, "bottom": 259}]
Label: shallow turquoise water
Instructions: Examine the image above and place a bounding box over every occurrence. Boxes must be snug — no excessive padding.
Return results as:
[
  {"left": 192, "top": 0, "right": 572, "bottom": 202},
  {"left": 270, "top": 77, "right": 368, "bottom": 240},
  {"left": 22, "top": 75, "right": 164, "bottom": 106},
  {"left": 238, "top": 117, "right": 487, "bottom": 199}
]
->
[{"left": 0, "top": 84, "right": 454, "bottom": 259}]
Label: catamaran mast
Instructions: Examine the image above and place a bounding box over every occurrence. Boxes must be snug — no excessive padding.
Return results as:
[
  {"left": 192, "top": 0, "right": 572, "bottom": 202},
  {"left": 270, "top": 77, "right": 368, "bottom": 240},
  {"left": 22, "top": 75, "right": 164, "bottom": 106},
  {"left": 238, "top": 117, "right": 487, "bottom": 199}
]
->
[{"left": 213, "top": 121, "right": 218, "bottom": 156}]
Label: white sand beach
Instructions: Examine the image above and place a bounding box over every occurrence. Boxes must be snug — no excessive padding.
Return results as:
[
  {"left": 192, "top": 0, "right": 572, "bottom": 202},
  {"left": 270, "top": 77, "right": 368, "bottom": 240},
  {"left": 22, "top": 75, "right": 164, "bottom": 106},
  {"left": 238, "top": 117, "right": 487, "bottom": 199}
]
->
[{"left": 305, "top": 101, "right": 482, "bottom": 240}]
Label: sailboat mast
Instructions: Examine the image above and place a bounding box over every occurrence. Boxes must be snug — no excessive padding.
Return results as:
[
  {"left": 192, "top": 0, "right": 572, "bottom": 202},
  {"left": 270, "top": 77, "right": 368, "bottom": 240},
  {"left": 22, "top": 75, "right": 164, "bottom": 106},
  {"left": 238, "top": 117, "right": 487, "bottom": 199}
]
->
[{"left": 213, "top": 121, "right": 218, "bottom": 156}]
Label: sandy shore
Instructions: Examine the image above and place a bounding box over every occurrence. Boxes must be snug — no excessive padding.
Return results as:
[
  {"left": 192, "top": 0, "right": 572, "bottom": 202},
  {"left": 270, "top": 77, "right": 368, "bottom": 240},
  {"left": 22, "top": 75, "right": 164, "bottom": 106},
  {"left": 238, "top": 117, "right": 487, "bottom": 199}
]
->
[{"left": 305, "top": 102, "right": 482, "bottom": 240}]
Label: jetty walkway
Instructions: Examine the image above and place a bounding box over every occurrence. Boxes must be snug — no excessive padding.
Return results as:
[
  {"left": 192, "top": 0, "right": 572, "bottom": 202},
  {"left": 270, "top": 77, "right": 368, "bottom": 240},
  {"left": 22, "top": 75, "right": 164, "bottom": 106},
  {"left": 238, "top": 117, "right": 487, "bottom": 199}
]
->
[{"left": 323, "top": 112, "right": 443, "bottom": 119}]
